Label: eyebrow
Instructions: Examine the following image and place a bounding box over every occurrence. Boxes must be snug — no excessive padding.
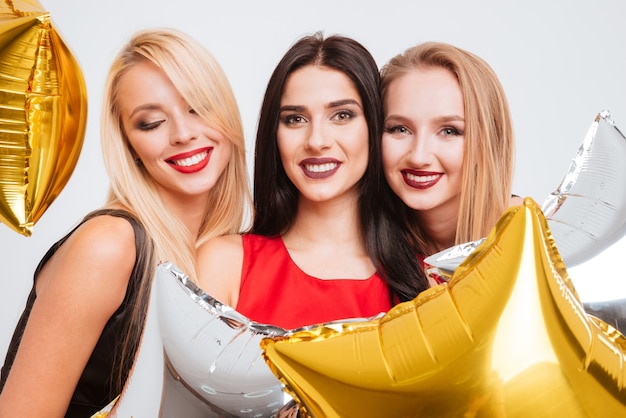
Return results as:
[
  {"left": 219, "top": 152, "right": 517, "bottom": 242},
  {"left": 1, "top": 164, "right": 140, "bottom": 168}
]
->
[
  {"left": 279, "top": 105, "right": 305, "bottom": 113},
  {"left": 278, "top": 99, "right": 362, "bottom": 113},
  {"left": 129, "top": 103, "right": 161, "bottom": 119},
  {"left": 433, "top": 115, "right": 464, "bottom": 123},
  {"left": 327, "top": 99, "right": 361, "bottom": 109},
  {"left": 385, "top": 114, "right": 465, "bottom": 124}
]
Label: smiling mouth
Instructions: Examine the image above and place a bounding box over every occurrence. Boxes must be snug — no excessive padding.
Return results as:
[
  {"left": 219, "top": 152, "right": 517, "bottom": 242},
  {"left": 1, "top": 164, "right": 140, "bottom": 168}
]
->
[
  {"left": 402, "top": 171, "right": 442, "bottom": 189},
  {"left": 170, "top": 150, "right": 209, "bottom": 167},
  {"left": 304, "top": 162, "right": 338, "bottom": 173},
  {"left": 404, "top": 172, "right": 439, "bottom": 183},
  {"left": 301, "top": 162, "right": 340, "bottom": 179}
]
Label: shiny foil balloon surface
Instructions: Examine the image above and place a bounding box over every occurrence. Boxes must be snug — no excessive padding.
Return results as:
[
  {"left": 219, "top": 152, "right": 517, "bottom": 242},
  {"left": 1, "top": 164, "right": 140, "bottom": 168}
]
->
[
  {"left": 424, "top": 110, "right": 626, "bottom": 336},
  {"left": 0, "top": 0, "right": 87, "bottom": 236},
  {"left": 155, "top": 264, "right": 378, "bottom": 417},
  {"left": 542, "top": 109, "right": 626, "bottom": 266},
  {"left": 261, "top": 198, "right": 626, "bottom": 418},
  {"left": 156, "top": 263, "right": 290, "bottom": 417}
]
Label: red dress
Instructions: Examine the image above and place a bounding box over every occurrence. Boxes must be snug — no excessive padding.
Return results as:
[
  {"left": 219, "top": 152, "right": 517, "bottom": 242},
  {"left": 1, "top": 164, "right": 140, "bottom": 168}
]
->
[{"left": 236, "top": 234, "right": 392, "bottom": 329}]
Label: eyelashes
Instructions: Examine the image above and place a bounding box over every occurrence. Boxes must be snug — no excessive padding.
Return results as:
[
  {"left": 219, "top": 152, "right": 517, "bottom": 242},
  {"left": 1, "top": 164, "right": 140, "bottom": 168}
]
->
[
  {"left": 384, "top": 125, "right": 408, "bottom": 134},
  {"left": 132, "top": 107, "right": 196, "bottom": 131},
  {"left": 281, "top": 114, "right": 306, "bottom": 125},
  {"left": 135, "top": 120, "right": 164, "bottom": 131},
  {"left": 383, "top": 125, "right": 464, "bottom": 137},
  {"left": 280, "top": 109, "right": 358, "bottom": 126},
  {"left": 440, "top": 126, "right": 464, "bottom": 137}
]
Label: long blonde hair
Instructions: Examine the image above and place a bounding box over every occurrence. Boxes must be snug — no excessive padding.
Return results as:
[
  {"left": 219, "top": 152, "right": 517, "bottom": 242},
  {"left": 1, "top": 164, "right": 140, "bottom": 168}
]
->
[
  {"left": 381, "top": 42, "right": 514, "bottom": 252},
  {"left": 101, "top": 28, "right": 251, "bottom": 278}
]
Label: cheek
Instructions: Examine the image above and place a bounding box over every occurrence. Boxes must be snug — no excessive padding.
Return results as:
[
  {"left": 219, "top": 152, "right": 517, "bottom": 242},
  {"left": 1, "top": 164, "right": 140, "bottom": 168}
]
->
[
  {"left": 381, "top": 146, "right": 402, "bottom": 188},
  {"left": 382, "top": 138, "right": 401, "bottom": 171},
  {"left": 276, "top": 136, "right": 299, "bottom": 183},
  {"left": 353, "top": 128, "right": 369, "bottom": 164},
  {"left": 127, "top": 139, "right": 149, "bottom": 161},
  {"left": 450, "top": 144, "right": 465, "bottom": 174},
  {"left": 126, "top": 131, "right": 160, "bottom": 161},
  {"left": 276, "top": 128, "right": 290, "bottom": 157},
  {"left": 216, "top": 143, "right": 233, "bottom": 173},
  {"left": 354, "top": 146, "right": 369, "bottom": 180},
  {"left": 276, "top": 139, "right": 291, "bottom": 168}
]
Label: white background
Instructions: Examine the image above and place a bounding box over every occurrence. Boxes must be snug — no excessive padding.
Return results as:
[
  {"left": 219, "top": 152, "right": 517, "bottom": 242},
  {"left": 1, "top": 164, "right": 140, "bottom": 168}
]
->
[{"left": 1, "top": 0, "right": 625, "bottom": 357}]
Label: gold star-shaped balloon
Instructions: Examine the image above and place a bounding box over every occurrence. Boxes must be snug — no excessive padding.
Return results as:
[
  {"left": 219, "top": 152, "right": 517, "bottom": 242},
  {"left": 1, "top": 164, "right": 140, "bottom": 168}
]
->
[
  {"left": 0, "top": 0, "right": 87, "bottom": 236},
  {"left": 261, "top": 198, "right": 626, "bottom": 417}
]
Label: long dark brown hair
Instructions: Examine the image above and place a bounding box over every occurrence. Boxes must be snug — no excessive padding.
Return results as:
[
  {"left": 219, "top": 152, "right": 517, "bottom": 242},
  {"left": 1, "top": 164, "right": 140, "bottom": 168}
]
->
[{"left": 252, "top": 32, "right": 428, "bottom": 302}]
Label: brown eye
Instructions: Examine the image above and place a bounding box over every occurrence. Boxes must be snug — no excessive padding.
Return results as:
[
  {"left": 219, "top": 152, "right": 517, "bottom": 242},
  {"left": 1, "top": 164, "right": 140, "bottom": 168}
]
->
[
  {"left": 282, "top": 114, "right": 306, "bottom": 125},
  {"left": 333, "top": 110, "right": 354, "bottom": 121}
]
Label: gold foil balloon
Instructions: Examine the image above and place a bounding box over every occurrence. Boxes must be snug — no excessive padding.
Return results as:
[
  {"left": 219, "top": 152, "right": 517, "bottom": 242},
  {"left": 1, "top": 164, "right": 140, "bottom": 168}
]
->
[
  {"left": 0, "top": 0, "right": 87, "bottom": 236},
  {"left": 260, "top": 198, "right": 626, "bottom": 417},
  {"left": 424, "top": 110, "right": 626, "bottom": 335}
]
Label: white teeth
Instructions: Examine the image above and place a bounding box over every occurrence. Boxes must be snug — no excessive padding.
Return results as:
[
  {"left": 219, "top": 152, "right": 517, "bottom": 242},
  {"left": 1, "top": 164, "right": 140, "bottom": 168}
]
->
[
  {"left": 172, "top": 150, "right": 208, "bottom": 167},
  {"left": 304, "top": 162, "right": 338, "bottom": 173},
  {"left": 405, "top": 172, "right": 438, "bottom": 183}
]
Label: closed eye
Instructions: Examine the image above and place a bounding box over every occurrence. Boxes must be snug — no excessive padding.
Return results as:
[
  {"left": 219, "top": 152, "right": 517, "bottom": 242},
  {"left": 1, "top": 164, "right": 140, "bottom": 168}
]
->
[{"left": 137, "top": 119, "right": 165, "bottom": 131}]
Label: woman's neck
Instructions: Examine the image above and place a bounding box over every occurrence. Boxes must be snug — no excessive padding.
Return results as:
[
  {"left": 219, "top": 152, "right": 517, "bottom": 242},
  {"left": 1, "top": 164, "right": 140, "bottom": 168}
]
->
[
  {"left": 281, "top": 193, "right": 374, "bottom": 279},
  {"left": 162, "top": 194, "right": 209, "bottom": 238},
  {"left": 285, "top": 195, "right": 362, "bottom": 247},
  {"left": 415, "top": 207, "right": 458, "bottom": 255}
]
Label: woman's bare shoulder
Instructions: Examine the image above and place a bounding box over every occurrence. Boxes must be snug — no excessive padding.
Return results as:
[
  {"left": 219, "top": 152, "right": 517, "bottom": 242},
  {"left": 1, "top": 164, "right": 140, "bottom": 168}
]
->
[
  {"left": 196, "top": 234, "right": 244, "bottom": 305},
  {"left": 47, "top": 214, "right": 138, "bottom": 305},
  {"left": 198, "top": 234, "right": 243, "bottom": 259}
]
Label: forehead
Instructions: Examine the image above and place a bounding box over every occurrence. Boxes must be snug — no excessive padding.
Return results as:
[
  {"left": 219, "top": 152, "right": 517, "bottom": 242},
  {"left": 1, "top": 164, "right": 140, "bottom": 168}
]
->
[
  {"left": 282, "top": 65, "right": 360, "bottom": 103},
  {"left": 116, "top": 61, "right": 178, "bottom": 114},
  {"left": 385, "top": 67, "right": 463, "bottom": 113},
  {"left": 390, "top": 67, "right": 458, "bottom": 94},
  {"left": 118, "top": 60, "right": 166, "bottom": 91}
]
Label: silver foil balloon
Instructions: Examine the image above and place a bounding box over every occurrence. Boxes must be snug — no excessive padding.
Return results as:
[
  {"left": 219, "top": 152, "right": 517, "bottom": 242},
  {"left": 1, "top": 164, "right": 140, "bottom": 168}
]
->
[
  {"left": 155, "top": 262, "right": 377, "bottom": 417},
  {"left": 545, "top": 110, "right": 626, "bottom": 334},
  {"left": 423, "top": 238, "right": 485, "bottom": 280},
  {"left": 425, "top": 110, "right": 626, "bottom": 278},
  {"left": 542, "top": 109, "right": 626, "bottom": 266},
  {"left": 156, "top": 262, "right": 288, "bottom": 417},
  {"left": 584, "top": 298, "right": 626, "bottom": 334}
]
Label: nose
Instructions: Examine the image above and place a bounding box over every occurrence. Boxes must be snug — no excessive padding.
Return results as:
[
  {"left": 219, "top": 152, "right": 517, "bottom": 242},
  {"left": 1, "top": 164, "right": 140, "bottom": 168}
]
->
[
  {"left": 304, "top": 118, "right": 332, "bottom": 151},
  {"left": 170, "top": 113, "right": 197, "bottom": 145},
  {"left": 406, "top": 133, "right": 434, "bottom": 167}
]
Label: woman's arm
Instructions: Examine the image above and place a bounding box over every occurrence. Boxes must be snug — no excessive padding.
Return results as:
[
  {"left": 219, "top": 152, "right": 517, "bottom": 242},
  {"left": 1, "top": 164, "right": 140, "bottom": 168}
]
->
[
  {"left": 196, "top": 234, "right": 244, "bottom": 307},
  {"left": 0, "top": 215, "right": 136, "bottom": 417}
]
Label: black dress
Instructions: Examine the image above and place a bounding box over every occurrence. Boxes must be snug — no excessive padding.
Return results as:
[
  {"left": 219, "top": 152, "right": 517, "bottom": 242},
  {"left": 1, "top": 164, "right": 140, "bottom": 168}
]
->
[{"left": 0, "top": 209, "right": 155, "bottom": 417}]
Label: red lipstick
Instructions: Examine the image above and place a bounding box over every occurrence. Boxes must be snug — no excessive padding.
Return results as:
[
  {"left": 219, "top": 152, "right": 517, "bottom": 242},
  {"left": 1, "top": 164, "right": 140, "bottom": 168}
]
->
[
  {"left": 167, "top": 147, "right": 212, "bottom": 174},
  {"left": 300, "top": 158, "right": 340, "bottom": 179},
  {"left": 401, "top": 170, "right": 442, "bottom": 189}
]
